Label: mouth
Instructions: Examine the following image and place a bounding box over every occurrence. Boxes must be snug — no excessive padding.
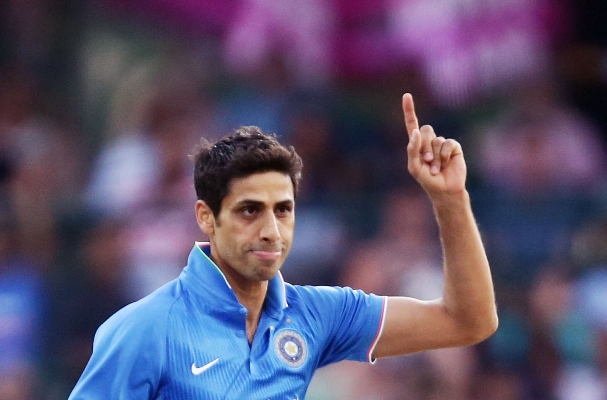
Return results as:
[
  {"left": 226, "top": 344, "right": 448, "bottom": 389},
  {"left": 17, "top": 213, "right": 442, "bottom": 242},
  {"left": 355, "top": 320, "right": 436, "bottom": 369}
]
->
[{"left": 250, "top": 249, "right": 282, "bottom": 261}]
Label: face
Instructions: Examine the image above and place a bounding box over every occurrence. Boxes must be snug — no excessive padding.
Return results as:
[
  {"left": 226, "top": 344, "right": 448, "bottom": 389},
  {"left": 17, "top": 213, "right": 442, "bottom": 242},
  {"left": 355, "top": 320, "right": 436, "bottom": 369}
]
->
[{"left": 196, "top": 171, "right": 295, "bottom": 286}]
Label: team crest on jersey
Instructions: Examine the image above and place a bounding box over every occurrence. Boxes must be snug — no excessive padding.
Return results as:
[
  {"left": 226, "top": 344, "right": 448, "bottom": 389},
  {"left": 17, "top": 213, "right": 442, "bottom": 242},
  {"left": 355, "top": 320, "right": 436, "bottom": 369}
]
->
[{"left": 274, "top": 330, "right": 307, "bottom": 367}]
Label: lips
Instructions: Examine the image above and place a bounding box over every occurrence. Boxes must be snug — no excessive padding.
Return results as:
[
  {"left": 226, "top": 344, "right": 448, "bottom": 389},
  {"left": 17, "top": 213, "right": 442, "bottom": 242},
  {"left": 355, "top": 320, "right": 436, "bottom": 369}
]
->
[
  {"left": 246, "top": 242, "right": 284, "bottom": 261},
  {"left": 251, "top": 249, "right": 282, "bottom": 261}
]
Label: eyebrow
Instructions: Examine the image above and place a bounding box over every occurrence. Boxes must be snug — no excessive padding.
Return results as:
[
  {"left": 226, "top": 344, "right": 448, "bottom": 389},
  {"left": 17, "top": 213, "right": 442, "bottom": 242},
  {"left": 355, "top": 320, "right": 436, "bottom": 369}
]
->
[{"left": 234, "top": 199, "right": 294, "bottom": 208}]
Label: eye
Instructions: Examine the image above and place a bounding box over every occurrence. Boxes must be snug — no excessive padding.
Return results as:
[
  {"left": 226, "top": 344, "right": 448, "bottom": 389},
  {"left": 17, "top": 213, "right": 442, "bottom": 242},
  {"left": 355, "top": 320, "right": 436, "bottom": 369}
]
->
[
  {"left": 241, "top": 206, "right": 258, "bottom": 217},
  {"left": 275, "top": 204, "right": 293, "bottom": 217}
]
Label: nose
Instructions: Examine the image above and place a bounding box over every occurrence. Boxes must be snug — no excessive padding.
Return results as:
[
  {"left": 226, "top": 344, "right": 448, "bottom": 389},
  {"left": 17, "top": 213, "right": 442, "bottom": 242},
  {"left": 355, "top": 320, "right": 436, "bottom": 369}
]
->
[{"left": 259, "top": 213, "right": 281, "bottom": 243}]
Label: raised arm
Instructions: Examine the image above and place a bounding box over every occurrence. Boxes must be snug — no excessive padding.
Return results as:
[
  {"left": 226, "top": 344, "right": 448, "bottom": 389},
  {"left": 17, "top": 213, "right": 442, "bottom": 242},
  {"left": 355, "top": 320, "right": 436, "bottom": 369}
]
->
[{"left": 372, "top": 93, "right": 498, "bottom": 358}]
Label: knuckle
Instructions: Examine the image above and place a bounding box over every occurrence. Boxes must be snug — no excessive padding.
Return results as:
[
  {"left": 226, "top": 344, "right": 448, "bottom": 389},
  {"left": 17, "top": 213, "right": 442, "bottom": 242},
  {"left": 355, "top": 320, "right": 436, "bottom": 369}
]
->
[{"left": 446, "top": 138, "right": 460, "bottom": 147}]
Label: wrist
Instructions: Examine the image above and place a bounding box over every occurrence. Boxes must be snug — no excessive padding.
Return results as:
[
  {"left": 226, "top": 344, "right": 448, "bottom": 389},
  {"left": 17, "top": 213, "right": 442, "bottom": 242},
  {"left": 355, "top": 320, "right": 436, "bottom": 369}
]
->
[{"left": 429, "top": 190, "right": 471, "bottom": 212}]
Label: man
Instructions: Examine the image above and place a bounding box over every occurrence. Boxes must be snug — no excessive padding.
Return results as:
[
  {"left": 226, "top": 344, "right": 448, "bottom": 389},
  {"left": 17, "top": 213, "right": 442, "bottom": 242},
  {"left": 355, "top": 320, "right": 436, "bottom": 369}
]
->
[{"left": 69, "top": 93, "right": 498, "bottom": 399}]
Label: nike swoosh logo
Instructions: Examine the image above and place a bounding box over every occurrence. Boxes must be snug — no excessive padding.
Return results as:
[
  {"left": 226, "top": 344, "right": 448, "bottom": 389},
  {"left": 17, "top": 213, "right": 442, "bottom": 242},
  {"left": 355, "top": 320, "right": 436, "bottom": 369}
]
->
[{"left": 191, "top": 358, "right": 219, "bottom": 375}]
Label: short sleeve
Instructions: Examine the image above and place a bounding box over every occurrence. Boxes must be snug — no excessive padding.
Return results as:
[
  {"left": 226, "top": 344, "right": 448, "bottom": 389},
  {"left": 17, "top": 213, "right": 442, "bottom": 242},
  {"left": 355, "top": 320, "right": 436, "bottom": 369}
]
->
[{"left": 295, "top": 286, "right": 387, "bottom": 367}]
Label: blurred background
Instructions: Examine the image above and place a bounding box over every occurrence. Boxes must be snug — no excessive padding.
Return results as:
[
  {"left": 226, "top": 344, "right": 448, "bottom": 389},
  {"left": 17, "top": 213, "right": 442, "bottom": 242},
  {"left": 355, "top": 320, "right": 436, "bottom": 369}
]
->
[{"left": 1, "top": 0, "right": 607, "bottom": 399}]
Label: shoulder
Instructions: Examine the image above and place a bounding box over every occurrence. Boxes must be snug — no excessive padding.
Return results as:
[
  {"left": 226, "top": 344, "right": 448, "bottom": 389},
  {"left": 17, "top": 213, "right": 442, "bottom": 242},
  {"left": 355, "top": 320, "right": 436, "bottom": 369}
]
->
[
  {"left": 68, "top": 280, "right": 185, "bottom": 398},
  {"left": 94, "top": 279, "right": 184, "bottom": 349},
  {"left": 286, "top": 284, "right": 351, "bottom": 299},
  {"left": 285, "top": 284, "right": 383, "bottom": 313},
  {"left": 286, "top": 283, "right": 374, "bottom": 299}
]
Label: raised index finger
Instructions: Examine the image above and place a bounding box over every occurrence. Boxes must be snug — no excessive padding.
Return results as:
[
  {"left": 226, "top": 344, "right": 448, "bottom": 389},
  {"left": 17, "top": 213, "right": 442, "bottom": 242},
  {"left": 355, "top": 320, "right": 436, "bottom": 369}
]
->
[{"left": 402, "top": 93, "right": 419, "bottom": 138}]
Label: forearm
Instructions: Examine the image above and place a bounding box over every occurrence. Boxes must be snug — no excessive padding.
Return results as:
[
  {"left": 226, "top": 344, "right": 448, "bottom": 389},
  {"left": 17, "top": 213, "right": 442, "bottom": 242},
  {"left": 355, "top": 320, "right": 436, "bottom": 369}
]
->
[
  {"left": 432, "top": 190, "right": 498, "bottom": 342},
  {"left": 390, "top": 92, "right": 497, "bottom": 353}
]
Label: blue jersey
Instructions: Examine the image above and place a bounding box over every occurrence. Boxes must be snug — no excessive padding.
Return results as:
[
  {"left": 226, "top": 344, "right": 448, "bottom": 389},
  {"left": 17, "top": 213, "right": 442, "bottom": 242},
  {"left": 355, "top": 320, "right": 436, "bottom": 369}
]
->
[{"left": 69, "top": 242, "right": 387, "bottom": 400}]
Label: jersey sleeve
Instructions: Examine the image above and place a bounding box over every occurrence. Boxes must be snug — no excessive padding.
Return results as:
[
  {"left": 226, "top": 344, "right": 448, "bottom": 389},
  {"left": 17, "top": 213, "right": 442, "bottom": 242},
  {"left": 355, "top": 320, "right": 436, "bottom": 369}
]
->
[
  {"left": 68, "top": 299, "right": 168, "bottom": 400},
  {"left": 296, "top": 286, "right": 387, "bottom": 367}
]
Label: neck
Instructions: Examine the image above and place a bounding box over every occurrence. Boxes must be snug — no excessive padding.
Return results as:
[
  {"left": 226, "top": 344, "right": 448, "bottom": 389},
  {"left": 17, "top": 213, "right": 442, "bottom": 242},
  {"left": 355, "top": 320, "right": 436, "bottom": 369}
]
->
[
  {"left": 210, "top": 255, "right": 268, "bottom": 344},
  {"left": 231, "top": 281, "right": 268, "bottom": 313},
  {"left": 232, "top": 283, "right": 267, "bottom": 344}
]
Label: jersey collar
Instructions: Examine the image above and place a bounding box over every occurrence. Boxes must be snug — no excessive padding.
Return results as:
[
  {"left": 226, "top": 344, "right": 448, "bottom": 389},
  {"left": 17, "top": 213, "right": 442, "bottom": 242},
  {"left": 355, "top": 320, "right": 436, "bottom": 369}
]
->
[{"left": 181, "top": 242, "right": 288, "bottom": 317}]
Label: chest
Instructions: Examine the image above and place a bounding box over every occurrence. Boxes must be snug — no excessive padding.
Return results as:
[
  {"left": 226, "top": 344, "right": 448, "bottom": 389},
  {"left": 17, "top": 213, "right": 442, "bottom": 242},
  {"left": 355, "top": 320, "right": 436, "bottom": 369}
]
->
[{"left": 159, "top": 304, "right": 317, "bottom": 400}]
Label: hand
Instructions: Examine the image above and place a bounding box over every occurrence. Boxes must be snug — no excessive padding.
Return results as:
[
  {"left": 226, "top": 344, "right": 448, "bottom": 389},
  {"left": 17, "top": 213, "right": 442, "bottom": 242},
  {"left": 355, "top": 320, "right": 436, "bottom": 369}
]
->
[{"left": 402, "top": 93, "right": 467, "bottom": 197}]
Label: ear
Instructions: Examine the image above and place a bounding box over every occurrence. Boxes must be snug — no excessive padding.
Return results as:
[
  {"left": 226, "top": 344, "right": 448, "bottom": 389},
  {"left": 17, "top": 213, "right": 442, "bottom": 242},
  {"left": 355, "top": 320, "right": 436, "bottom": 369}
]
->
[{"left": 195, "top": 200, "right": 215, "bottom": 235}]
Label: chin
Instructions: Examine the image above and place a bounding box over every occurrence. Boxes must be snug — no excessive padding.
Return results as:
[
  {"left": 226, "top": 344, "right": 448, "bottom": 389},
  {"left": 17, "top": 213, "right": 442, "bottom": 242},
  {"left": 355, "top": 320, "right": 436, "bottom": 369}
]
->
[{"left": 256, "top": 263, "right": 282, "bottom": 280}]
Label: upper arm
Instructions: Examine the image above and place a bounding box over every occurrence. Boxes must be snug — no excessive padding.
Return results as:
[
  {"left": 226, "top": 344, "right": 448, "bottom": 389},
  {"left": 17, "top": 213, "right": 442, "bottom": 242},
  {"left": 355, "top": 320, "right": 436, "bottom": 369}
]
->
[{"left": 372, "top": 296, "right": 483, "bottom": 358}]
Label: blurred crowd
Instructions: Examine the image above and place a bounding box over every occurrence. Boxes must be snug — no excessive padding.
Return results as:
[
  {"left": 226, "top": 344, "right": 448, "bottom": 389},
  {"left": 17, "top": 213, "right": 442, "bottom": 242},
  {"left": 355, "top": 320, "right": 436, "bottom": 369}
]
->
[{"left": 1, "top": 0, "right": 607, "bottom": 399}]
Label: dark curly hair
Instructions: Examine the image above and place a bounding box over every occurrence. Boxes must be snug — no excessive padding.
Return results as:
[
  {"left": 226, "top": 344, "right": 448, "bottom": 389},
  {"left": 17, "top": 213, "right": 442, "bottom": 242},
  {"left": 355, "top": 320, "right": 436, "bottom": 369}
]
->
[{"left": 192, "top": 126, "right": 303, "bottom": 216}]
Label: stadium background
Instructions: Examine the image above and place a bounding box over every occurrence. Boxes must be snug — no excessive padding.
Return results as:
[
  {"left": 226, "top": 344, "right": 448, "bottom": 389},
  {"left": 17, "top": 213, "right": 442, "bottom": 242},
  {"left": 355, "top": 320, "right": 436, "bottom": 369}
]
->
[{"left": 1, "top": 0, "right": 607, "bottom": 399}]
